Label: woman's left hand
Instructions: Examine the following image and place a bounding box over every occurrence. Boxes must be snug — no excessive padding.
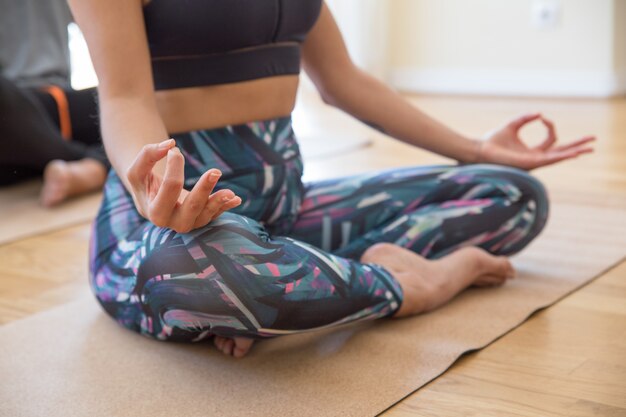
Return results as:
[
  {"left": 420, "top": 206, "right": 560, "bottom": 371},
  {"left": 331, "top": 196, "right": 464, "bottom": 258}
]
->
[{"left": 477, "top": 113, "right": 595, "bottom": 170}]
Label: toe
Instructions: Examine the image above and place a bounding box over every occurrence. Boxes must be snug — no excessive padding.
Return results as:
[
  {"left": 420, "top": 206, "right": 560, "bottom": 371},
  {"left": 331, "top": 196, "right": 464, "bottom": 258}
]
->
[
  {"left": 504, "top": 259, "right": 516, "bottom": 279},
  {"left": 496, "top": 256, "right": 515, "bottom": 279},
  {"left": 233, "top": 338, "right": 254, "bottom": 358},
  {"left": 473, "top": 274, "right": 506, "bottom": 287},
  {"left": 214, "top": 336, "right": 225, "bottom": 350},
  {"left": 214, "top": 336, "right": 253, "bottom": 358},
  {"left": 472, "top": 249, "right": 513, "bottom": 279},
  {"left": 223, "top": 339, "right": 235, "bottom": 356}
]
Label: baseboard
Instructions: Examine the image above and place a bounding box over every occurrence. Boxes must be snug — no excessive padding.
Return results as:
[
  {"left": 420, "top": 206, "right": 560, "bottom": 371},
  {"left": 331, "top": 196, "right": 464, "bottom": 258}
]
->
[{"left": 389, "top": 68, "right": 626, "bottom": 98}]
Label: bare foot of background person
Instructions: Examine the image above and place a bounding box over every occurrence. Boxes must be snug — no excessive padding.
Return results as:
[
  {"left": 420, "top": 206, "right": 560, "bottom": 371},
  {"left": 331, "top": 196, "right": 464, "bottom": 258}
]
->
[{"left": 40, "top": 158, "right": 108, "bottom": 207}]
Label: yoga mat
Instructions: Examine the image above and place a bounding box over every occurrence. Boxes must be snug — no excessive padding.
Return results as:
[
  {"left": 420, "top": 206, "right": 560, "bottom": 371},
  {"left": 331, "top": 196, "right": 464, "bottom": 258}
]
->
[
  {"left": 0, "top": 179, "right": 101, "bottom": 246},
  {"left": 0, "top": 137, "right": 369, "bottom": 246},
  {"left": 1, "top": 202, "right": 625, "bottom": 417}
]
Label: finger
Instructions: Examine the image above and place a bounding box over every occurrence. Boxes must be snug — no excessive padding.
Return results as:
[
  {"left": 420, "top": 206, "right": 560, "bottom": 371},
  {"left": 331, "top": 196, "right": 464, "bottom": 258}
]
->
[
  {"left": 508, "top": 113, "right": 541, "bottom": 132},
  {"left": 126, "top": 139, "right": 175, "bottom": 185},
  {"left": 211, "top": 196, "right": 242, "bottom": 221},
  {"left": 192, "top": 190, "right": 238, "bottom": 229},
  {"left": 553, "top": 135, "right": 596, "bottom": 152},
  {"left": 537, "top": 147, "right": 594, "bottom": 168},
  {"left": 179, "top": 169, "right": 222, "bottom": 224},
  {"left": 150, "top": 147, "right": 185, "bottom": 226},
  {"left": 533, "top": 116, "right": 557, "bottom": 151},
  {"left": 553, "top": 145, "right": 595, "bottom": 157}
]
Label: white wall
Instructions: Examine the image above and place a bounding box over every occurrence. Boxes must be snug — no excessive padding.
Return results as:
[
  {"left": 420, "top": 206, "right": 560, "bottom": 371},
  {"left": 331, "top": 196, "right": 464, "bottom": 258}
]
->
[
  {"left": 69, "top": 23, "right": 97, "bottom": 89},
  {"left": 325, "top": 0, "right": 389, "bottom": 79},
  {"left": 387, "top": 0, "right": 625, "bottom": 97},
  {"left": 615, "top": 0, "right": 626, "bottom": 86}
]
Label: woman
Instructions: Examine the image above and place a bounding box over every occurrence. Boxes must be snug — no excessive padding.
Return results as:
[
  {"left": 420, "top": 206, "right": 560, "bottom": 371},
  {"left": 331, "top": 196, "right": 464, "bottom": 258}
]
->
[{"left": 69, "top": 0, "right": 594, "bottom": 358}]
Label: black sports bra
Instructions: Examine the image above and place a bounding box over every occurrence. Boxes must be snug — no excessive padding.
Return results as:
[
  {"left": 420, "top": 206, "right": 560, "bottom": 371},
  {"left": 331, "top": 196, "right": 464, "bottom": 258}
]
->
[{"left": 143, "top": 0, "right": 323, "bottom": 90}]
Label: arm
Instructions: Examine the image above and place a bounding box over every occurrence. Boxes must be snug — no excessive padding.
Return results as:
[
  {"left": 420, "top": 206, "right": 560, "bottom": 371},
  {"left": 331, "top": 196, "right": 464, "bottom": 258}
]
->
[
  {"left": 68, "top": 0, "right": 167, "bottom": 183},
  {"left": 68, "top": 0, "right": 240, "bottom": 232},
  {"left": 302, "top": 3, "right": 595, "bottom": 169}
]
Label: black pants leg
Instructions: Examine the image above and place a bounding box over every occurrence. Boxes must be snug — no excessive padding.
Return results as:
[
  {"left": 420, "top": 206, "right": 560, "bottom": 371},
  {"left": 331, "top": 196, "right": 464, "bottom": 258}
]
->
[{"left": 0, "top": 75, "right": 107, "bottom": 186}]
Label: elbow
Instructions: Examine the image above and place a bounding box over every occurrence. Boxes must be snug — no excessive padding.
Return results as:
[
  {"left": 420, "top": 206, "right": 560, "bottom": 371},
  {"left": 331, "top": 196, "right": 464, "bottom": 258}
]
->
[
  {"left": 316, "top": 75, "right": 351, "bottom": 108},
  {"left": 319, "top": 89, "right": 338, "bottom": 107},
  {"left": 314, "top": 65, "right": 364, "bottom": 109}
]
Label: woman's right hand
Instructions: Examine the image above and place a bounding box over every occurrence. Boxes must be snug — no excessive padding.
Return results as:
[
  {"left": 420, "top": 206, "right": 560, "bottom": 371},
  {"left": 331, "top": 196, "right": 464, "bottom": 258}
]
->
[{"left": 125, "top": 138, "right": 242, "bottom": 233}]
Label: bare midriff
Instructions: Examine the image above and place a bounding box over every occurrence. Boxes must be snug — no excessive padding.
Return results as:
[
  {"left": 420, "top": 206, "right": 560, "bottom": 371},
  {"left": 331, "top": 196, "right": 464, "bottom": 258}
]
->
[{"left": 155, "top": 75, "right": 300, "bottom": 134}]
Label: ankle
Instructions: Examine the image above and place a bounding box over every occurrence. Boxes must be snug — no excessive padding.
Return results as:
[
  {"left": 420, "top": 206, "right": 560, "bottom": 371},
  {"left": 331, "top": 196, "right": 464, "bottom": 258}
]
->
[{"left": 392, "top": 283, "right": 428, "bottom": 318}]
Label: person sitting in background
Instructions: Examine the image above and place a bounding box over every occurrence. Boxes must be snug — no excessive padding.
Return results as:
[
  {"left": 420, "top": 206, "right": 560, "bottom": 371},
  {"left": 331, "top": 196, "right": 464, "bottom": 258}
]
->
[{"left": 0, "top": 0, "right": 109, "bottom": 206}]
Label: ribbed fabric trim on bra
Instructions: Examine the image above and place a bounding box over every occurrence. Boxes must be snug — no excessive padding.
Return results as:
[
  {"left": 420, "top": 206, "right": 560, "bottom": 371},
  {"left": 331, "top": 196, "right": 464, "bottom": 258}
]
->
[{"left": 152, "top": 43, "right": 301, "bottom": 90}]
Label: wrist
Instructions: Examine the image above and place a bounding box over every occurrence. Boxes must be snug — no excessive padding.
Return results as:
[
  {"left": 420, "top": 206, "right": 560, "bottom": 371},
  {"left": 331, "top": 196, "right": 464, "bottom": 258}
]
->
[
  {"left": 472, "top": 138, "right": 485, "bottom": 164},
  {"left": 458, "top": 138, "right": 484, "bottom": 164}
]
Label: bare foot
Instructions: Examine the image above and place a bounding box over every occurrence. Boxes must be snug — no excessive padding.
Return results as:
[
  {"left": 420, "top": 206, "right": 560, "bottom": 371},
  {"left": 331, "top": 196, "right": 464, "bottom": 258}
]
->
[
  {"left": 361, "top": 243, "right": 515, "bottom": 317},
  {"left": 41, "top": 158, "right": 107, "bottom": 207},
  {"left": 214, "top": 336, "right": 255, "bottom": 358}
]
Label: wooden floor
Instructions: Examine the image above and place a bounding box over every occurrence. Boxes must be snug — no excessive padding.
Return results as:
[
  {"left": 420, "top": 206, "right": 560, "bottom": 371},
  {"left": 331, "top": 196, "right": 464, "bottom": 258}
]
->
[{"left": 1, "top": 93, "right": 625, "bottom": 416}]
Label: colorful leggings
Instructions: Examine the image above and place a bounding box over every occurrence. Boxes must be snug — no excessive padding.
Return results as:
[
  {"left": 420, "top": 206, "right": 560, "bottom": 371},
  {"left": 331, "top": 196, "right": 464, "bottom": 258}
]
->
[{"left": 90, "top": 116, "right": 549, "bottom": 341}]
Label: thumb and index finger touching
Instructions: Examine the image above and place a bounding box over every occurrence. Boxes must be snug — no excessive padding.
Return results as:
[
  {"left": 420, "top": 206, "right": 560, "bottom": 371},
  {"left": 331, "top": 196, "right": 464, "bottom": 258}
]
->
[{"left": 508, "top": 113, "right": 558, "bottom": 149}]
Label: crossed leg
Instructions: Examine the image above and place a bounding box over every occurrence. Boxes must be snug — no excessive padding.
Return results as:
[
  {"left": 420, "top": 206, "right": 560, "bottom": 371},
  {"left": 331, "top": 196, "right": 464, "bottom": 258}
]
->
[{"left": 213, "top": 164, "right": 549, "bottom": 356}]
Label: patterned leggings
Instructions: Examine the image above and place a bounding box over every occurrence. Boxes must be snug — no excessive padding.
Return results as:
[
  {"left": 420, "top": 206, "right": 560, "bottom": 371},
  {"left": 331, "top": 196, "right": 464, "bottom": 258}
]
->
[{"left": 90, "top": 116, "right": 549, "bottom": 341}]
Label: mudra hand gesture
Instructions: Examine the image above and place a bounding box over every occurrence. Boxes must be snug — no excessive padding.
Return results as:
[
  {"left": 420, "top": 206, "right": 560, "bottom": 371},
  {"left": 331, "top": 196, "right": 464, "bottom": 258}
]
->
[
  {"left": 478, "top": 113, "right": 596, "bottom": 170},
  {"left": 126, "top": 138, "right": 242, "bottom": 233}
]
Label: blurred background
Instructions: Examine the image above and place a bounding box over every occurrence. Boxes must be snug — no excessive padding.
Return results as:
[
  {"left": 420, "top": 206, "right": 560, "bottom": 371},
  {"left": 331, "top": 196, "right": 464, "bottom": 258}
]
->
[
  {"left": 71, "top": 0, "right": 626, "bottom": 98},
  {"left": 328, "top": 0, "right": 625, "bottom": 98}
]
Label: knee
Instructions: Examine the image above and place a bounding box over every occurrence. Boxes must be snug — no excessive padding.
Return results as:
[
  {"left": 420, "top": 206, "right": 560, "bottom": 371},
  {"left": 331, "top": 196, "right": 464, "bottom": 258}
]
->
[
  {"left": 463, "top": 164, "right": 550, "bottom": 236},
  {"left": 0, "top": 74, "right": 23, "bottom": 103},
  {"left": 504, "top": 167, "right": 549, "bottom": 230},
  {"left": 469, "top": 165, "right": 549, "bottom": 219},
  {"left": 136, "top": 213, "right": 269, "bottom": 289},
  {"left": 176, "top": 212, "right": 270, "bottom": 251}
]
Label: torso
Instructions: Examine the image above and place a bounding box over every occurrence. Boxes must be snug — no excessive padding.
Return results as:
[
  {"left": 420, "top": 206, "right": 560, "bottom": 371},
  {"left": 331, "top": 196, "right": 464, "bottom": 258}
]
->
[
  {"left": 155, "top": 75, "right": 299, "bottom": 134},
  {"left": 142, "top": 0, "right": 317, "bottom": 134}
]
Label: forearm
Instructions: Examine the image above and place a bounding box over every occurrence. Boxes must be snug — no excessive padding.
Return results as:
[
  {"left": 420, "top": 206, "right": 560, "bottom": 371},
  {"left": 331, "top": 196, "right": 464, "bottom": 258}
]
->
[
  {"left": 67, "top": 0, "right": 171, "bottom": 191},
  {"left": 321, "top": 68, "right": 480, "bottom": 163},
  {"left": 99, "top": 94, "right": 170, "bottom": 190}
]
